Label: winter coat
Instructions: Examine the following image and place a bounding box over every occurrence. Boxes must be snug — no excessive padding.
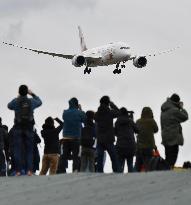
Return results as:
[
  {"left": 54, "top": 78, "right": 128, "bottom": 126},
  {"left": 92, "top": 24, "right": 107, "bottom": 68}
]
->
[
  {"left": 7, "top": 95, "right": 42, "bottom": 127},
  {"left": 95, "top": 104, "right": 119, "bottom": 144},
  {"left": 136, "top": 107, "right": 158, "bottom": 149},
  {"left": 115, "top": 115, "right": 138, "bottom": 155},
  {"left": 63, "top": 100, "right": 86, "bottom": 139},
  {"left": 161, "top": 98, "right": 188, "bottom": 146},
  {"left": 41, "top": 120, "right": 63, "bottom": 154},
  {"left": 0, "top": 126, "right": 6, "bottom": 150},
  {"left": 80, "top": 120, "right": 96, "bottom": 148}
]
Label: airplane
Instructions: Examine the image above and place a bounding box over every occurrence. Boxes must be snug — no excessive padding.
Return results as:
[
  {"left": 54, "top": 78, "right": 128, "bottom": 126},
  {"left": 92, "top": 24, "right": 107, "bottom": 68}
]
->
[{"left": 2, "top": 26, "right": 179, "bottom": 74}]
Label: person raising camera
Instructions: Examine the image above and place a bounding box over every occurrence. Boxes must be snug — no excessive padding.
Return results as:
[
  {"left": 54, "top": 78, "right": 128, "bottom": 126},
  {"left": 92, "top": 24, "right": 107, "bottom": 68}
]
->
[
  {"left": 95, "top": 96, "right": 120, "bottom": 173},
  {"left": 62, "top": 97, "right": 86, "bottom": 173},
  {"left": 7, "top": 85, "right": 42, "bottom": 176},
  {"left": 161, "top": 93, "right": 188, "bottom": 169},
  {"left": 115, "top": 108, "right": 138, "bottom": 173}
]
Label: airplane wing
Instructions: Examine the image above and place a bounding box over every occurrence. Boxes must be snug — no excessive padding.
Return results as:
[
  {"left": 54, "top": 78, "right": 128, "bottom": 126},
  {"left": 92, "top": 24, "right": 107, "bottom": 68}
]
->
[
  {"left": 146, "top": 46, "right": 180, "bottom": 57},
  {"left": 130, "top": 46, "right": 180, "bottom": 59},
  {"left": 2, "top": 42, "right": 74, "bottom": 59}
]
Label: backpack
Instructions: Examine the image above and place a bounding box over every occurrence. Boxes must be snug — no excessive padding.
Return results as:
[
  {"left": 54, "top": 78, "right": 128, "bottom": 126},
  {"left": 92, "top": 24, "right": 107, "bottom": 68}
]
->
[
  {"left": 183, "top": 161, "right": 191, "bottom": 169},
  {"left": 16, "top": 98, "right": 33, "bottom": 127},
  {"left": 81, "top": 125, "right": 95, "bottom": 148}
]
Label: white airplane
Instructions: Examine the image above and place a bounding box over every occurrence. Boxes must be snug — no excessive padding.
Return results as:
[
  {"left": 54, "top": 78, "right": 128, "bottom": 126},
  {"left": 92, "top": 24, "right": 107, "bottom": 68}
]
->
[{"left": 3, "top": 26, "right": 179, "bottom": 74}]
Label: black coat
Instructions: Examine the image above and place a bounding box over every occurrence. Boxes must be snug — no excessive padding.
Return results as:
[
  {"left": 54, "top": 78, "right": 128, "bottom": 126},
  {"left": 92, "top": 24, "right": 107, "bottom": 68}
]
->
[
  {"left": 80, "top": 120, "right": 96, "bottom": 148},
  {"left": 95, "top": 104, "right": 119, "bottom": 144},
  {"left": 115, "top": 116, "right": 138, "bottom": 154},
  {"left": 0, "top": 126, "right": 5, "bottom": 150},
  {"left": 41, "top": 121, "right": 63, "bottom": 154}
]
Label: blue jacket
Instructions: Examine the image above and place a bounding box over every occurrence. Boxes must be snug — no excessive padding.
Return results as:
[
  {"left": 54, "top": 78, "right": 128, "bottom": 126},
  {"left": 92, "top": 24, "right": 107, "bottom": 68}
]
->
[
  {"left": 7, "top": 95, "right": 42, "bottom": 124},
  {"left": 63, "top": 102, "right": 86, "bottom": 139}
]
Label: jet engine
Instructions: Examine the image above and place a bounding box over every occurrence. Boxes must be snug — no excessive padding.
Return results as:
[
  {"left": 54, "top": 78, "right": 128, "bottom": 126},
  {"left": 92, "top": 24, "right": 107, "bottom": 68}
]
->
[
  {"left": 133, "top": 56, "right": 147, "bottom": 68},
  {"left": 72, "top": 55, "right": 86, "bottom": 67}
]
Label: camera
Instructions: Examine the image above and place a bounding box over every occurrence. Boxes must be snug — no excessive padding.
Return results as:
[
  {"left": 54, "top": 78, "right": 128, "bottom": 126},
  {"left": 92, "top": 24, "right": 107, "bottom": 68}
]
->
[{"left": 127, "top": 111, "right": 134, "bottom": 119}]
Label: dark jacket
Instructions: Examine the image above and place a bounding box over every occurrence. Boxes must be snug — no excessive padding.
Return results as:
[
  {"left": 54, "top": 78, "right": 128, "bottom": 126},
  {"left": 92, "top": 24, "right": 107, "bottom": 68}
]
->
[
  {"left": 136, "top": 107, "right": 158, "bottom": 149},
  {"left": 0, "top": 125, "right": 9, "bottom": 162},
  {"left": 63, "top": 100, "right": 86, "bottom": 139},
  {"left": 0, "top": 126, "right": 6, "bottom": 150},
  {"left": 95, "top": 103, "right": 119, "bottom": 144},
  {"left": 80, "top": 120, "right": 96, "bottom": 148},
  {"left": 41, "top": 119, "right": 63, "bottom": 154},
  {"left": 115, "top": 115, "right": 138, "bottom": 154},
  {"left": 161, "top": 98, "right": 188, "bottom": 146},
  {"left": 33, "top": 130, "right": 41, "bottom": 172}
]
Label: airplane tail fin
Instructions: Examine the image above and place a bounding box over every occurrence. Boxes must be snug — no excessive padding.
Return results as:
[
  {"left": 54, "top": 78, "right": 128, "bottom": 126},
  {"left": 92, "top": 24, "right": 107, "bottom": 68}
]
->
[{"left": 78, "top": 26, "right": 87, "bottom": 52}]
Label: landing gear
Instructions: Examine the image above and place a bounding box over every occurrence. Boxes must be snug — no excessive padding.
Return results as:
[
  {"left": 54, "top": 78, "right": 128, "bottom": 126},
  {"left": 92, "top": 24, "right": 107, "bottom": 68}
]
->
[
  {"left": 113, "top": 69, "right": 121, "bottom": 74},
  {"left": 113, "top": 62, "right": 122, "bottom": 74},
  {"left": 84, "top": 67, "right": 91, "bottom": 74}
]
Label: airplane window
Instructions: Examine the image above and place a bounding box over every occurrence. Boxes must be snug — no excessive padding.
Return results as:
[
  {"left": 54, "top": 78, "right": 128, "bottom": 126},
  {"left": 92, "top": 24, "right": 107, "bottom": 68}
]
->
[{"left": 120, "top": 47, "right": 130, "bottom": 49}]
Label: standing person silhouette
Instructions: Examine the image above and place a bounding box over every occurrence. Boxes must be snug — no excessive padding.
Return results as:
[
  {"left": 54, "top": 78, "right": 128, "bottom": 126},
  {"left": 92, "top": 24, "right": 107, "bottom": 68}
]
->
[
  {"left": 95, "top": 96, "right": 120, "bottom": 173},
  {"left": 8, "top": 85, "right": 42, "bottom": 176},
  {"left": 161, "top": 94, "right": 188, "bottom": 169}
]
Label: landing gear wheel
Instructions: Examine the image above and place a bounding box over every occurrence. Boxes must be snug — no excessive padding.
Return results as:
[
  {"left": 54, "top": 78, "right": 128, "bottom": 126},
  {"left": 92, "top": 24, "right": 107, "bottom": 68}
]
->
[
  {"left": 121, "top": 64, "right": 125, "bottom": 68},
  {"left": 116, "top": 63, "right": 120, "bottom": 69},
  {"left": 113, "top": 70, "right": 117, "bottom": 74},
  {"left": 84, "top": 67, "right": 91, "bottom": 74},
  {"left": 113, "top": 69, "right": 121, "bottom": 74},
  {"left": 118, "top": 69, "right": 121, "bottom": 74}
]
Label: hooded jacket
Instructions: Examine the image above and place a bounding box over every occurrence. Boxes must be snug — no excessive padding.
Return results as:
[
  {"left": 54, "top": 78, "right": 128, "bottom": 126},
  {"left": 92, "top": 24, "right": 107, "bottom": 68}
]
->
[
  {"left": 161, "top": 98, "right": 188, "bottom": 146},
  {"left": 63, "top": 99, "right": 86, "bottom": 139},
  {"left": 136, "top": 107, "right": 158, "bottom": 149}
]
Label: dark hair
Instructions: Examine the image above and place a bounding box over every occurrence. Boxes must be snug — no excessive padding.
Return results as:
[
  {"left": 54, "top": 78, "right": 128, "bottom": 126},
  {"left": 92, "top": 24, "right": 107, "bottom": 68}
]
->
[
  {"left": 19, "top": 85, "right": 28, "bottom": 96},
  {"left": 69, "top": 97, "right": 79, "bottom": 107},
  {"left": 100, "top": 96, "right": 110, "bottom": 106},
  {"left": 120, "top": 107, "right": 128, "bottom": 115},
  {"left": 0, "top": 117, "right": 1, "bottom": 125},
  {"left": 86, "top": 110, "right": 95, "bottom": 120},
  {"left": 45, "top": 117, "right": 54, "bottom": 126},
  {"left": 170, "top": 93, "right": 180, "bottom": 103}
]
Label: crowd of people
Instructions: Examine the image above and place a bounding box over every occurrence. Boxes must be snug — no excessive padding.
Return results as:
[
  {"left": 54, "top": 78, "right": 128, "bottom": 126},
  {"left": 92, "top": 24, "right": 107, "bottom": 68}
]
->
[{"left": 0, "top": 84, "right": 189, "bottom": 176}]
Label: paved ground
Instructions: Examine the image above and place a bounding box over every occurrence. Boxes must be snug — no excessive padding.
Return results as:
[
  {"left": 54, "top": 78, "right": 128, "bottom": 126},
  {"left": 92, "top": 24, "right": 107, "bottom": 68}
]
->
[{"left": 0, "top": 171, "right": 191, "bottom": 205}]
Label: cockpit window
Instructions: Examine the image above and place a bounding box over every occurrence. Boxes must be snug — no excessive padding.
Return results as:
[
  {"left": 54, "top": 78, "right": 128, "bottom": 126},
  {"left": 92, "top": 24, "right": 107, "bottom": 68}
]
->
[{"left": 120, "top": 47, "right": 130, "bottom": 49}]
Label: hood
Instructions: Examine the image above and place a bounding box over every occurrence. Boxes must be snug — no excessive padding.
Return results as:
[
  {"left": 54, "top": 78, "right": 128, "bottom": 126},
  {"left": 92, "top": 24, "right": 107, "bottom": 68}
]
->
[
  {"left": 141, "top": 107, "right": 153, "bottom": 119},
  {"left": 161, "top": 98, "right": 179, "bottom": 112}
]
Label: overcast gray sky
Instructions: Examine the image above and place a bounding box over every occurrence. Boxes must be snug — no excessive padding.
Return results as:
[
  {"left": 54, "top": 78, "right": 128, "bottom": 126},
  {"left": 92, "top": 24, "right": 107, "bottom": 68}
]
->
[{"left": 0, "top": 0, "right": 190, "bottom": 170}]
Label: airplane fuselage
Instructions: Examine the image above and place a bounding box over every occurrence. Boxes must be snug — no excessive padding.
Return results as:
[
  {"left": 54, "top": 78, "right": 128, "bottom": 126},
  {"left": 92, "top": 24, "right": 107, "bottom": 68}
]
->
[{"left": 82, "top": 42, "right": 132, "bottom": 67}]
